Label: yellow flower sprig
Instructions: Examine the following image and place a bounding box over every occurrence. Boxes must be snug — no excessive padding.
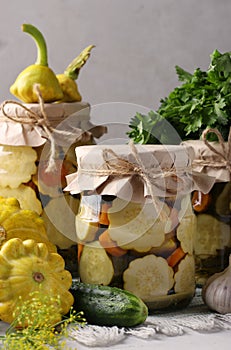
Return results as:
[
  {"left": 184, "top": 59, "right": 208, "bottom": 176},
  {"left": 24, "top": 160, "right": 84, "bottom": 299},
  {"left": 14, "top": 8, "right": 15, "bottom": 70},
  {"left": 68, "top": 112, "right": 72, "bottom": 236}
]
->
[{"left": 0, "top": 291, "right": 85, "bottom": 350}]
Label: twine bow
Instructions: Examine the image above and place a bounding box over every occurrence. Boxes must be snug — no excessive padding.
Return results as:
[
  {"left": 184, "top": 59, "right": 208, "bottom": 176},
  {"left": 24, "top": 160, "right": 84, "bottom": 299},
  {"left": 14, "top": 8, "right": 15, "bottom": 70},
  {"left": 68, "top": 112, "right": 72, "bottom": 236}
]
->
[
  {"left": 0, "top": 84, "right": 89, "bottom": 172},
  {"left": 201, "top": 127, "right": 231, "bottom": 178},
  {"left": 105, "top": 142, "right": 169, "bottom": 220}
]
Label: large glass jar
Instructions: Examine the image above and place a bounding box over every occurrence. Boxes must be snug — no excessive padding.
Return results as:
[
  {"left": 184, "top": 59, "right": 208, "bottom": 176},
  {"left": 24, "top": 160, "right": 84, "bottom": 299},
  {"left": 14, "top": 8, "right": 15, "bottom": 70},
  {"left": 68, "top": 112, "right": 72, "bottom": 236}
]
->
[
  {"left": 66, "top": 143, "right": 199, "bottom": 311},
  {"left": 0, "top": 101, "right": 106, "bottom": 277}
]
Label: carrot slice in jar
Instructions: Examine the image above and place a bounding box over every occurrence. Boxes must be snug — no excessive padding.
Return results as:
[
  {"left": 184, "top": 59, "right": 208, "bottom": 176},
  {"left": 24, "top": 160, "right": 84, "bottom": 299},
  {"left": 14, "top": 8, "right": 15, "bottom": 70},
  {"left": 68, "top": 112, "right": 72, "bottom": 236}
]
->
[
  {"left": 99, "top": 230, "right": 128, "bottom": 257},
  {"left": 192, "top": 191, "right": 211, "bottom": 212},
  {"left": 167, "top": 246, "right": 186, "bottom": 267},
  {"left": 77, "top": 243, "right": 84, "bottom": 263},
  {"left": 99, "top": 202, "right": 112, "bottom": 226}
]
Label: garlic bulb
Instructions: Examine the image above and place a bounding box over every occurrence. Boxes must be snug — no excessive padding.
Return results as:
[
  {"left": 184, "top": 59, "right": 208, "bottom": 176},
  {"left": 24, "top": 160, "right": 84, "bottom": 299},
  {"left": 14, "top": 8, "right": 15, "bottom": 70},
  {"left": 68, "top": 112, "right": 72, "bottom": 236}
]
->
[{"left": 202, "top": 255, "right": 231, "bottom": 314}]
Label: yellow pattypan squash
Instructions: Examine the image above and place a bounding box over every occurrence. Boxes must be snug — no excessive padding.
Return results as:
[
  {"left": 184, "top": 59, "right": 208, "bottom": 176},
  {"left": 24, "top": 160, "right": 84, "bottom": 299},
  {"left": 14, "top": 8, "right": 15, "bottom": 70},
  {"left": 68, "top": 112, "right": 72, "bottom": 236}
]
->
[
  {"left": 56, "top": 45, "right": 95, "bottom": 102},
  {"left": 0, "top": 196, "right": 56, "bottom": 252},
  {"left": 10, "top": 24, "right": 63, "bottom": 103},
  {"left": 0, "top": 238, "right": 74, "bottom": 325}
]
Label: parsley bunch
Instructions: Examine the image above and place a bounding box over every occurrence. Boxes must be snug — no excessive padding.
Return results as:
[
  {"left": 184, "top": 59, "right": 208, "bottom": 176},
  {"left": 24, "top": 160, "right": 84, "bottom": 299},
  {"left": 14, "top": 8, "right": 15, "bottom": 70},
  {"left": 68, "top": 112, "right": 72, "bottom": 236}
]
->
[{"left": 128, "top": 49, "right": 231, "bottom": 144}]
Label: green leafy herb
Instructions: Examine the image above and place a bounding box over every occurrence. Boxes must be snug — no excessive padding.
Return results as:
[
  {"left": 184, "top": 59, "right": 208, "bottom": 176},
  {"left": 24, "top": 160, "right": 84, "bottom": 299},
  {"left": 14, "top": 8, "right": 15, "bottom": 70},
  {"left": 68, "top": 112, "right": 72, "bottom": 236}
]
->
[
  {"left": 128, "top": 49, "right": 231, "bottom": 144},
  {"left": 0, "top": 291, "right": 85, "bottom": 350}
]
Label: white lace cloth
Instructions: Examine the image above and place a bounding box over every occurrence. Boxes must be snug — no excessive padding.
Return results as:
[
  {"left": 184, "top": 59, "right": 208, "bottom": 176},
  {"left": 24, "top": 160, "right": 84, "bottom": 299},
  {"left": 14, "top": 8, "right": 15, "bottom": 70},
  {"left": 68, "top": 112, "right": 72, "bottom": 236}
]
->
[{"left": 67, "top": 288, "right": 231, "bottom": 347}]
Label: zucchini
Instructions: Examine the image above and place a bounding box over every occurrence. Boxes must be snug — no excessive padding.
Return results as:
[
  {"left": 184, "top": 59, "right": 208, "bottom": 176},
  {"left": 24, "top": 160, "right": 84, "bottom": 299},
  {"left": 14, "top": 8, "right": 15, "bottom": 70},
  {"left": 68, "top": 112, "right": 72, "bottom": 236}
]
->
[{"left": 70, "top": 280, "right": 148, "bottom": 327}]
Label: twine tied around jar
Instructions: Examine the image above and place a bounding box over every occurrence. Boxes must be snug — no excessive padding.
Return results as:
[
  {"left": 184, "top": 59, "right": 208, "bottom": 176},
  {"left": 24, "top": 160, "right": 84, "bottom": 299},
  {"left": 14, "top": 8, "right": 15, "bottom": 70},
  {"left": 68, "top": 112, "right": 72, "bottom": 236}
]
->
[
  {"left": 200, "top": 127, "right": 231, "bottom": 179},
  {"left": 0, "top": 84, "right": 91, "bottom": 172},
  {"left": 81, "top": 141, "right": 192, "bottom": 221}
]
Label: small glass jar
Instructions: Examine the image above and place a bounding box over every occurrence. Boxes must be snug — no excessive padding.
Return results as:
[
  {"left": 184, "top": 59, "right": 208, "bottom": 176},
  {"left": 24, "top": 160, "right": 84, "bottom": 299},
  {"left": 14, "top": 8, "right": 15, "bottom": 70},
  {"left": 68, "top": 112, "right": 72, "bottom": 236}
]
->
[
  {"left": 192, "top": 183, "right": 231, "bottom": 285},
  {"left": 182, "top": 139, "right": 231, "bottom": 286},
  {"left": 66, "top": 143, "right": 198, "bottom": 310}
]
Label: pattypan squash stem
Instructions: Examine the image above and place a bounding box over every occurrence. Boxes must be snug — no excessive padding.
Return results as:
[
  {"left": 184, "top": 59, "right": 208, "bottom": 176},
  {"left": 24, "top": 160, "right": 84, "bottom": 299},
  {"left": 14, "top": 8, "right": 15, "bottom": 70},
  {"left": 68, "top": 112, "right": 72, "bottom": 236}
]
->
[
  {"left": 22, "top": 23, "right": 48, "bottom": 67},
  {"left": 64, "top": 44, "right": 95, "bottom": 80}
]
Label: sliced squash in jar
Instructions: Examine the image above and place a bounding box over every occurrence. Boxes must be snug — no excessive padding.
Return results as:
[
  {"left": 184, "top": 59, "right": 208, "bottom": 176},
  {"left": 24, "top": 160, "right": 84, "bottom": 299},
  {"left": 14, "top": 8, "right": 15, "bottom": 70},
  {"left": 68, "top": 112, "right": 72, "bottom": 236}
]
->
[
  {"left": 164, "top": 207, "right": 179, "bottom": 232},
  {"left": 176, "top": 215, "right": 196, "bottom": 254},
  {"left": 75, "top": 217, "right": 98, "bottom": 243},
  {"left": 79, "top": 241, "right": 114, "bottom": 285},
  {"left": 0, "top": 184, "right": 42, "bottom": 215},
  {"left": 178, "top": 195, "right": 194, "bottom": 220},
  {"left": 215, "top": 182, "right": 231, "bottom": 216},
  {"left": 108, "top": 198, "right": 170, "bottom": 252},
  {"left": 123, "top": 255, "right": 174, "bottom": 302},
  {"left": 42, "top": 195, "right": 79, "bottom": 248},
  {"left": 75, "top": 194, "right": 101, "bottom": 242},
  {"left": 194, "top": 214, "right": 230, "bottom": 256},
  {"left": 0, "top": 145, "right": 37, "bottom": 188},
  {"left": 174, "top": 254, "right": 195, "bottom": 293},
  {"left": 149, "top": 236, "right": 177, "bottom": 258}
]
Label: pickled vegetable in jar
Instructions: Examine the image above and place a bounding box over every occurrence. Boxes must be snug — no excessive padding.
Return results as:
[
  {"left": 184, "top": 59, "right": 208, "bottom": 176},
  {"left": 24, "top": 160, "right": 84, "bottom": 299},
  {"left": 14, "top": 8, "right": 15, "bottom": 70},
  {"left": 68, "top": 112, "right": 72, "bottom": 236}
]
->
[
  {"left": 192, "top": 184, "right": 231, "bottom": 285},
  {"left": 65, "top": 143, "right": 202, "bottom": 311},
  {"left": 182, "top": 138, "right": 231, "bottom": 286},
  {"left": 0, "top": 100, "right": 106, "bottom": 277}
]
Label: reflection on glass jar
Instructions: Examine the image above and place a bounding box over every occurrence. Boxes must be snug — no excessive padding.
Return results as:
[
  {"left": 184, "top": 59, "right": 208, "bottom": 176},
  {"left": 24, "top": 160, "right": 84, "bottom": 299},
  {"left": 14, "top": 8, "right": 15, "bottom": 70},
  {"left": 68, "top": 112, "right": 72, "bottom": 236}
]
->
[
  {"left": 76, "top": 191, "right": 196, "bottom": 311},
  {"left": 192, "top": 183, "right": 231, "bottom": 286}
]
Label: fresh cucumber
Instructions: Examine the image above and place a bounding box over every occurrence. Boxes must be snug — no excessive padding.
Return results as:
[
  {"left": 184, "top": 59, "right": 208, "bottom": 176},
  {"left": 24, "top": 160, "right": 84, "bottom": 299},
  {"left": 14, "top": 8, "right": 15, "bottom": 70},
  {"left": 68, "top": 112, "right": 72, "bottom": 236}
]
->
[{"left": 70, "top": 280, "right": 148, "bottom": 327}]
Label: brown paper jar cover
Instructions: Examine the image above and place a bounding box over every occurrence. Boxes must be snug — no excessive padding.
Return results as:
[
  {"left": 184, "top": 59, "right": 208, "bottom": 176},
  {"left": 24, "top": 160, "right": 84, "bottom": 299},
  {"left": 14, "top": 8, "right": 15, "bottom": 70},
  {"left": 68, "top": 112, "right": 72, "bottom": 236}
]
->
[
  {"left": 65, "top": 143, "right": 214, "bottom": 200},
  {"left": 182, "top": 139, "right": 230, "bottom": 183},
  {"left": 0, "top": 101, "right": 106, "bottom": 146}
]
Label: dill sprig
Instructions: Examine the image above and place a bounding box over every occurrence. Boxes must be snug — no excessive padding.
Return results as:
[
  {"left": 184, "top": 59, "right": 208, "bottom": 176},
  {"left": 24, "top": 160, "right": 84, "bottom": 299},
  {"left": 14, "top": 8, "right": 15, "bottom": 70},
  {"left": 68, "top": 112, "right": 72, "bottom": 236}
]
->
[{"left": 0, "top": 291, "right": 85, "bottom": 350}]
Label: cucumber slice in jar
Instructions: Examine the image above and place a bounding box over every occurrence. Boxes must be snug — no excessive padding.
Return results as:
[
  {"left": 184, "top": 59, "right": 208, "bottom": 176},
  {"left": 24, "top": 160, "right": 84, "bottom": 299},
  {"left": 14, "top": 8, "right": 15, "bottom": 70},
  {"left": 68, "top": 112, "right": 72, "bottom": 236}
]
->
[{"left": 79, "top": 241, "right": 114, "bottom": 285}]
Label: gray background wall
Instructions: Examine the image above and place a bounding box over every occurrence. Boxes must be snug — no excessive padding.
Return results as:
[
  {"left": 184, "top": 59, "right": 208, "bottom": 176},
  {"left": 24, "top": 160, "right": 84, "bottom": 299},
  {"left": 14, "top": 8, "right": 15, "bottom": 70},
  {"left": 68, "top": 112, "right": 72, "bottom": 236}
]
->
[{"left": 0, "top": 0, "right": 231, "bottom": 141}]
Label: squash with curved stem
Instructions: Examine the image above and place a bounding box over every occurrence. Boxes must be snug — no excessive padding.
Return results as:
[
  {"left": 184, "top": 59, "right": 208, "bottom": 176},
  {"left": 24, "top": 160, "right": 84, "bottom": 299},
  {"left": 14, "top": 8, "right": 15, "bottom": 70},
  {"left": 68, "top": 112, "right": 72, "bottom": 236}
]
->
[{"left": 10, "top": 24, "right": 63, "bottom": 103}]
